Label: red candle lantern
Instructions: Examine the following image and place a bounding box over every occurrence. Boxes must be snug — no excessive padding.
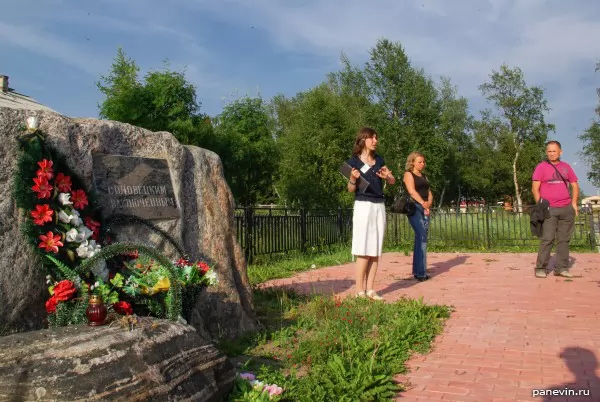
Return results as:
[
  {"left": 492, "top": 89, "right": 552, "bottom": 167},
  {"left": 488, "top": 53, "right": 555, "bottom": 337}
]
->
[{"left": 86, "top": 295, "right": 107, "bottom": 326}]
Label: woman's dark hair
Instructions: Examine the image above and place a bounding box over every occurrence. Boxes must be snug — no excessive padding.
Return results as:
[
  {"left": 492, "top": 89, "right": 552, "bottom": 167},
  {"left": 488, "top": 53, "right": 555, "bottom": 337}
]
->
[{"left": 352, "top": 127, "right": 378, "bottom": 156}]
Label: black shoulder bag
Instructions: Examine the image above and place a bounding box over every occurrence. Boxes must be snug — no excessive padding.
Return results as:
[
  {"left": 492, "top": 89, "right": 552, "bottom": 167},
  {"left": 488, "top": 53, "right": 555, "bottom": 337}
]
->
[
  {"left": 546, "top": 161, "right": 570, "bottom": 191},
  {"left": 391, "top": 181, "right": 416, "bottom": 215}
]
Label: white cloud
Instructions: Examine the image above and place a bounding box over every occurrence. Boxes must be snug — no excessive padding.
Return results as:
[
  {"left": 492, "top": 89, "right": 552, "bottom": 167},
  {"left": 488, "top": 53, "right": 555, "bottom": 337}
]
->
[
  {"left": 183, "top": 0, "right": 599, "bottom": 88},
  {"left": 0, "top": 22, "right": 106, "bottom": 75},
  {"left": 2, "top": 0, "right": 599, "bottom": 191}
]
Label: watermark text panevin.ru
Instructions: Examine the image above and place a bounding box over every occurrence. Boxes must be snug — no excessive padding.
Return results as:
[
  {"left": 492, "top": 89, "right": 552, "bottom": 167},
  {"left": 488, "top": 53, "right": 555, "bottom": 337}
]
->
[{"left": 532, "top": 388, "right": 590, "bottom": 397}]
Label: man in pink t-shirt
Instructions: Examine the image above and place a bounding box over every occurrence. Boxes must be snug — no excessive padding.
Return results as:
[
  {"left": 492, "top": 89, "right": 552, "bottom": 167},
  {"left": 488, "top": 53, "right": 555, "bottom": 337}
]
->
[{"left": 531, "top": 141, "right": 579, "bottom": 278}]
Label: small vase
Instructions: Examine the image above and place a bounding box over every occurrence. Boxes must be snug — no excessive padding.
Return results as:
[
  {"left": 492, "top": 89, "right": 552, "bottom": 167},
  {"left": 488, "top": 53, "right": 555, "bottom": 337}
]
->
[{"left": 86, "top": 295, "right": 107, "bottom": 326}]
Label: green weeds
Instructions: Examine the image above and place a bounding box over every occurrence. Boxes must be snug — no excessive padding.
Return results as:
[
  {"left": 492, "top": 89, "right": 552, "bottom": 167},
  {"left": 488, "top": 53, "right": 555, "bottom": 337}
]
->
[{"left": 223, "top": 288, "right": 451, "bottom": 401}]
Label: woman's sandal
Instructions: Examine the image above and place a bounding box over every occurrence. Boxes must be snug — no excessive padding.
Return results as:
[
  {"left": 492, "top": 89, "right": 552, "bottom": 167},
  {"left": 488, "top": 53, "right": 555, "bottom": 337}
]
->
[{"left": 366, "top": 290, "right": 384, "bottom": 301}]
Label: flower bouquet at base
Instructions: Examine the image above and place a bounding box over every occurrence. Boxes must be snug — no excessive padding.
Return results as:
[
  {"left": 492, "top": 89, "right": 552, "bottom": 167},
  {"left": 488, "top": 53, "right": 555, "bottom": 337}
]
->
[
  {"left": 230, "top": 372, "right": 284, "bottom": 401},
  {"left": 122, "top": 254, "right": 218, "bottom": 321}
]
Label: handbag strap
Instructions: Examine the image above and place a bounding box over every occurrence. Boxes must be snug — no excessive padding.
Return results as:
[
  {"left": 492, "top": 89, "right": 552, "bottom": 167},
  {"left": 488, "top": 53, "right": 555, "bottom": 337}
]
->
[
  {"left": 546, "top": 161, "right": 569, "bottom": 191},
  {"left": 396, "top": 175, "right": 412, "bottom": 200}
]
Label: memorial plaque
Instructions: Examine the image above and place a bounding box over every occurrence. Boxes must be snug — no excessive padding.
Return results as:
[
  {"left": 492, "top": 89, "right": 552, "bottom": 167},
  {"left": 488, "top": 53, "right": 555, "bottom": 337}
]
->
[{"left": 92, "top": 154, "right": 180, "bottom": 220}]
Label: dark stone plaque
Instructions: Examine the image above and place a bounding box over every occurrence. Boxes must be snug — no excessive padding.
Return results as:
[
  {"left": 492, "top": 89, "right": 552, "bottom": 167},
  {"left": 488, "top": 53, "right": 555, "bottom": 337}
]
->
[{"left": 92, "top": 154, "right": 180, "bottom": 220}]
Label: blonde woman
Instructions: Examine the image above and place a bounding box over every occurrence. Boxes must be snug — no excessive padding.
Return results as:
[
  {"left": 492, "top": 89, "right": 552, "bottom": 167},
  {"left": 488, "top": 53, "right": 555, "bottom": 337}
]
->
[
  {"left": 346, "top": 127, "right": 395, "bottom": 300},
  {"left": 403, "top": 152, "right": 433, "bottom": 281}
]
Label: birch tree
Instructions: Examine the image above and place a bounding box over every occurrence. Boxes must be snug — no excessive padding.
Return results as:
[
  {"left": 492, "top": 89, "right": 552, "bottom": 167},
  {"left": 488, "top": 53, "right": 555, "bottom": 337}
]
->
[{"left": 478, "top": 65, "right": 554, "bottom": 212}]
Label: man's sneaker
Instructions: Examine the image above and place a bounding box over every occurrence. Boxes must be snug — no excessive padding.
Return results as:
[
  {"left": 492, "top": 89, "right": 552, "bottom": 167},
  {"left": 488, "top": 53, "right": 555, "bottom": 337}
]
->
[
  {"left": 554, "top": 270, "right": 573, "bottom": 278},
  {"left": 535, "top": 269, "right": 547, "bottom": 278}
]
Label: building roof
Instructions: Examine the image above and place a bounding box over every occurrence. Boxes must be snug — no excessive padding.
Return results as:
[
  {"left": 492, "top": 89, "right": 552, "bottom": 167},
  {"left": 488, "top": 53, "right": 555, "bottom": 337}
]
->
[
  {"left": 0, "top": 89, "right": 57, "bottom": 113},
  {"left": 582, "top": 195, "right": 600, "bottom": 204}
]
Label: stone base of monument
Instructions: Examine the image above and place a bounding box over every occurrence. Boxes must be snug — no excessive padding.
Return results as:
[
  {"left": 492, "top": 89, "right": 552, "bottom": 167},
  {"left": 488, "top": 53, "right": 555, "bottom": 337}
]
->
[{"left": 0, "top": 319, "right": 235, "bottom": 401}]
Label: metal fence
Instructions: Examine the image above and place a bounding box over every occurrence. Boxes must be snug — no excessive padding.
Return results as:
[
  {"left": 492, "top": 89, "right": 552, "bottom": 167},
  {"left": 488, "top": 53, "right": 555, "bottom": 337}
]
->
[{"left": 235, "top": 206, "right": 600, "bottom": 262}]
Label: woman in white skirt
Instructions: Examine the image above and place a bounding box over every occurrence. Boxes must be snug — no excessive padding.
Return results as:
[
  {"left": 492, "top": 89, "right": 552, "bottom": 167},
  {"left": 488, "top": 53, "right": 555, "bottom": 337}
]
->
[{"left": 346, "top": 127, "right": 395, "bottom": 300}]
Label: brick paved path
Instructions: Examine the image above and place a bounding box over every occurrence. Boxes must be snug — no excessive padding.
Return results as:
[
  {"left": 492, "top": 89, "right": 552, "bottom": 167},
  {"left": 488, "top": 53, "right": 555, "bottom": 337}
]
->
[{"left": 261, "top": 252, "right": 600, "bottom": 402}]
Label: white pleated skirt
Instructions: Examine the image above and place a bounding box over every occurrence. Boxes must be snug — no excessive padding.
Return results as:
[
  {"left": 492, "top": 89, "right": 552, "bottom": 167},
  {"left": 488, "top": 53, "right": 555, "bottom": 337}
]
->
[{"left": 351, "top": 200, "right": 386, "bottom": 257}]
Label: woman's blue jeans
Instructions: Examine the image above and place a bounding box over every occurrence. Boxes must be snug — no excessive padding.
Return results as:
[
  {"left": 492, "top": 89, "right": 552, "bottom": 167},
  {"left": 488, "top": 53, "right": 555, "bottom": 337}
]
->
[{"left": 407, "top": 204, "right": 429, "bottom": 278}]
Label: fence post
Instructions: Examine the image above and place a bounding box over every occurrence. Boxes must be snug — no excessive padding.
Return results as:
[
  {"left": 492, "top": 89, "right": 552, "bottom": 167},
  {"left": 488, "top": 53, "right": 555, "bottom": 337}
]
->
[
  {"left": 244, "top": 206, "right": 254, "bottom": 264},
  {"left": 337, "top": 206, "right": 344, "bottom": 242},
  {"left": 300, "top": 208, "right": 307, "bottom": 253},
  {"left": 394, "top": 213, "right": 399, "bottom": 246},
  {"left": 589, "top": 205, "right": 597, "bottom": 251},
  {"left": 485, "top": 205, "right": 492, "bottom": 250}
]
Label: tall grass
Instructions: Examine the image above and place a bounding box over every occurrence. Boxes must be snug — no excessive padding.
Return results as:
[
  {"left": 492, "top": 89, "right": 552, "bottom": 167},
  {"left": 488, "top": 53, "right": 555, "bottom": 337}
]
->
[{"left": 223, "top": 288, "right": 451, "bottom": 402}]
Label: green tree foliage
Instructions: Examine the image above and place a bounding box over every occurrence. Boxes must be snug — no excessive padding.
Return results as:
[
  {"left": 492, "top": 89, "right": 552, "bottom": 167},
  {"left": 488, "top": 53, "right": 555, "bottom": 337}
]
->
[
  {"left": 95, "top": 44, "right": 571, "bottom": 209},
  {"left": 275, "top": 39, "right": 475, "bottom": 208},
  {"left": 434, "top": 77, "right": 474, "bottom": 205},
  {"left": 353, "top": 39, "right": 472, "bottom": 204},
  {"left": 476, "top": 64, "right": 554, "bottom": 211},
  {"left": 362, "top": 39, "right": 441, "bottom": 180},
  {"left": 579, "top": 62, "right": 600, "bottom": 188},
  {"left": 213, "top": 97, "right": 279, "bottom": 206},
  {"left": 273, "top": 84, "right": 371, "bottom": 208},
  {"left": 97, "top": 48, "right": 213, "bottom": 147}
]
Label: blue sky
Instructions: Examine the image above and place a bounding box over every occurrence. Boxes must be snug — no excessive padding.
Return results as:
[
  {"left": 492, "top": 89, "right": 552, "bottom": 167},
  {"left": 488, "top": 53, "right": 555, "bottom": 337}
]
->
[{"left": 2, "top": 0, "right": 599, "bottom": 195}]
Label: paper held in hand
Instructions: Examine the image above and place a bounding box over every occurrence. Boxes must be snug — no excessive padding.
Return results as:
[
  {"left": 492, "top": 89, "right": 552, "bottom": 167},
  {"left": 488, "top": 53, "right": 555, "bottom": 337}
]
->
[{"left": 338, "top": 162, "right": 370, "bottom": 192}]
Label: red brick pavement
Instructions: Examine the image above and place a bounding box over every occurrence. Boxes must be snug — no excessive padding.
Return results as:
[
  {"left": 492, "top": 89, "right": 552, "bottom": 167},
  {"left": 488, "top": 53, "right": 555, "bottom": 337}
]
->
[{"left": 260, "top": 252, "right": 600, "bottom": 402}]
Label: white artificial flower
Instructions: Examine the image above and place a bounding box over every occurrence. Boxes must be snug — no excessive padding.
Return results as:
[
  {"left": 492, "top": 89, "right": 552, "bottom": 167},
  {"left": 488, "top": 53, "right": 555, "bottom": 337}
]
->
[
  {"left": 91, "top": 262, "right": 108, "bottom": 282},
  {"left": 65, "top": 228, "right": 79, "bottom": 242},
  {"left": 70, "top": 210, "right": 83, "bottom": 227},
  {"left": 58, "top": 193, "right": 73, "bottom": 206},
  {"left": 88, "top": 239, "right": 100, "bottom": 250},
  {"left": 76, "top": 241, "right": 89, "bottom": 258},
  {"left": 205, "top": 270, "right": 218, "bottom": 286},
  {"left": 249, "top": 380, "right": 264, "bottom": 389},
  {"left": 58, "top": 210, "right": 73, "bottom": 224},
  {"left": 86, "top": 240, "right": 101, "bottom": 258},
  {"left": 75, "top": 226, "right": 93, "bottom": 242}
]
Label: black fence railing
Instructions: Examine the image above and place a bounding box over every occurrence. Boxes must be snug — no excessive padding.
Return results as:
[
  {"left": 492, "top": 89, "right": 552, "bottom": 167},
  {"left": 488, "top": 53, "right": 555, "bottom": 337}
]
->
[{"left": 234, "top": 206, "right": 600, "bottom": 263}]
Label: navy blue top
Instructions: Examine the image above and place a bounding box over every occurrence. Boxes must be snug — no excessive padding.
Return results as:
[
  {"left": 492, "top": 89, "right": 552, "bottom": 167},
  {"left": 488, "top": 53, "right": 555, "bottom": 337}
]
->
[{"left": 346, "top": 154, "right": 386, "bottom": 203}]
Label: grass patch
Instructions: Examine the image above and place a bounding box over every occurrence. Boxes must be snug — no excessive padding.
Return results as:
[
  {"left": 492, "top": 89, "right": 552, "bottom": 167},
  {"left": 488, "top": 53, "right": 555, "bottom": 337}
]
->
[
  {"left": 223, "top": 288, "right": 451, "bottom": 401},
  {"left": 247, "top": 244, "right": 354, "bottom": 286}
]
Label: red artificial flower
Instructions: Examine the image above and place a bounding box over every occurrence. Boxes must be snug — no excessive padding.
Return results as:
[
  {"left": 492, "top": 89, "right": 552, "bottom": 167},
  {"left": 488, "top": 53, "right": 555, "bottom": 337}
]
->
[
  {"left": 84, "top": 216, "right": 101, "bottom": 240},
  {"left": 125, "top": 250, "right": 139, "bottom": 259},
  {"left": 113, "top": 301, "right": 133, "bottom": 315},
  {"left": 176, "top": 257, "right": 192, "bottom": 267},
  {"left": 45, "top": 295, "right": 58, "bottom": 314},
  {"left": 54, "top": 173, "right": 72, "bottom": 193},
  {"left": 30, "top": 204, "right": 54, "bottom": 225},
  {"left": 70, "top": 189, "right": 88, "bottom": 210},
  {"left": 36, "top": 159, "right": 54, "bottom": 180},
  {"left": 52, "top": 280, "right": 77, "bottom": 301},
  {"left": 197, "top": 261, "right": 210, "bottom": 274},
  {"left": 32, "top": 177, "right": 53, "bottom": 199},
  {"left": 38, "top": 231, "right": 64, "bottom": 253}
]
